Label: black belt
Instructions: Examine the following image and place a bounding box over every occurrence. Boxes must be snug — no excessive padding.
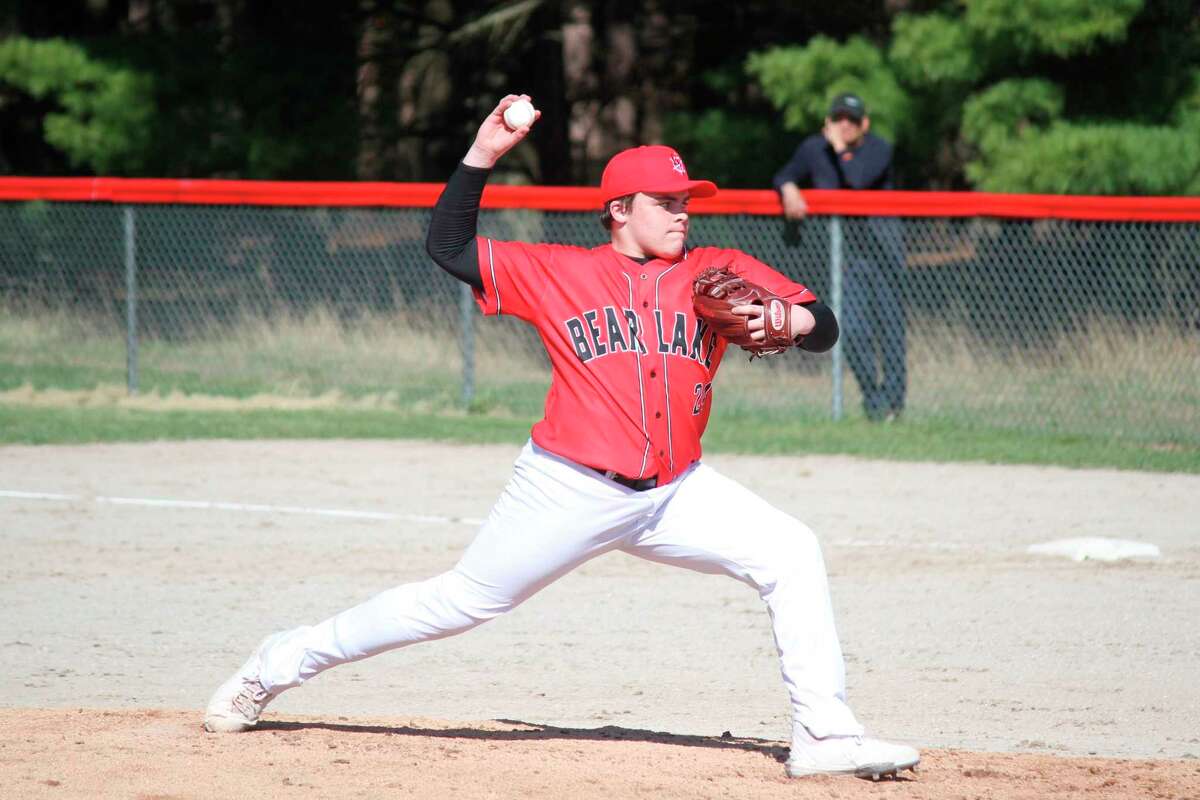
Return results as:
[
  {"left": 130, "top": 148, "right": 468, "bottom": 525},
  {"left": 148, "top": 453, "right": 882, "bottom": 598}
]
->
[{"left": 593, "top": 467, "right": 658, "bottom": 491}]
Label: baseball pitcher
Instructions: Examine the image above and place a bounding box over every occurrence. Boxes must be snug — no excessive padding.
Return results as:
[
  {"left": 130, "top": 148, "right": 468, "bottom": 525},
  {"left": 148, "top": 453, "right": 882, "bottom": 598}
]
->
[{"left": 203, "top": 94, "right": 920, "bottom": 780}]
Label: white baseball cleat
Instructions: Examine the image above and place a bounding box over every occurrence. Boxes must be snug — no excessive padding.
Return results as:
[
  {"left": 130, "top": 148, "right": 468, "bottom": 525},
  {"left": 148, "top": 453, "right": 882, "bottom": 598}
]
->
[
  {"left": 787, "top": 726, "right": 920, "bottom": 780},
  {"left": 203, "top": 632, "right": 287, "bottom": 733}
]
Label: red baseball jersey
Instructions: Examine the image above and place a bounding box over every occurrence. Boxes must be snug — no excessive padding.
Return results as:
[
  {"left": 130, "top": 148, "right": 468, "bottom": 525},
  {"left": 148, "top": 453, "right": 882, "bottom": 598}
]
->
[{"left": 475, "top": 239, "right": 816, "bottom": 485}]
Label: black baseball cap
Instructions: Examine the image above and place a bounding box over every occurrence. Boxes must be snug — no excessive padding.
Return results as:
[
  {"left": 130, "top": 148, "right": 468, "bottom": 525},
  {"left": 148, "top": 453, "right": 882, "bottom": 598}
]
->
[{"left": 829, "top": 93, "right": 866, "bottom": 121}]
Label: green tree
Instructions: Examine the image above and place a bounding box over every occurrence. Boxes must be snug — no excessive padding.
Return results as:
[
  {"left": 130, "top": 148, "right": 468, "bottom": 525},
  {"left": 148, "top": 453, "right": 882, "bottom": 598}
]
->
[
  {"left": 964, "top": 0, "right": 1144, "bottom": 58},
  {"left": 748, "top": 0, "right": 1200, "bottom": 194},
  {"left": 0, "top": 37, "right": 154, "bottom": 173},
  {"left": 746, "top": 34, "right": 912, "bottom": 146},
  {"left": 0, "top": 2, "right": 362, "bottom": 179}
]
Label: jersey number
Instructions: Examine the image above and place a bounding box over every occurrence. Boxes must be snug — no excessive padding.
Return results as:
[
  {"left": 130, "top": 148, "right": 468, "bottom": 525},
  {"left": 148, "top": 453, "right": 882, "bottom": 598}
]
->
[{"left": 692, "top": 382, "right": 712, "bottom": 415}]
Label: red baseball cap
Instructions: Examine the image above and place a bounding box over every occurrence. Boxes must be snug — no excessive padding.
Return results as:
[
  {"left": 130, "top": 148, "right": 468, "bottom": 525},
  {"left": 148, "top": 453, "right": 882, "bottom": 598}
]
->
[{"left": 600, "top": 145, "right": 718, "bottom": 202}]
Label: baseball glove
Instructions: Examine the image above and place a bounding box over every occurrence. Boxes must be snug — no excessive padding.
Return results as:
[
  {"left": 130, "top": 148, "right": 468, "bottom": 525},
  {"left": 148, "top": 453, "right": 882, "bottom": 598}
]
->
[{"left": 692, "top": 266, "right": 794, "bottom": 358}]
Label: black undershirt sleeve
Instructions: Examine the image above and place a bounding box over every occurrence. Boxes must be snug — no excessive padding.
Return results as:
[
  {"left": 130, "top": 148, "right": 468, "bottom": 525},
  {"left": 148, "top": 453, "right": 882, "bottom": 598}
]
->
[
  {"left": 796, "top": 301, "right": 838, "bottom": 353},
  {"left": 425, "top": 162, "right": 489, "bottom": 291}
]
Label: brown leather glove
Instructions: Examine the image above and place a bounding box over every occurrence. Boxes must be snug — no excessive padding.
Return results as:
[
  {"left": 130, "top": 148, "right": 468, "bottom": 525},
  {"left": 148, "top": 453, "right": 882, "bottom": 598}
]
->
[{"left": 692, "top": 266, "right": 793, "bottom": 358}]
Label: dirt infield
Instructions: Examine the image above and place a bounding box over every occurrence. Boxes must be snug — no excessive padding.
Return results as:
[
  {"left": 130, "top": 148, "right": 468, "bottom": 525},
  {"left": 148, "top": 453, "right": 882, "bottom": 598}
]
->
[
  {"left": 3, "top": 708, "right": 1199, "bottom": 799},
  {"left": 2, "top": 440, "right": 1198, "bottom": 798}
]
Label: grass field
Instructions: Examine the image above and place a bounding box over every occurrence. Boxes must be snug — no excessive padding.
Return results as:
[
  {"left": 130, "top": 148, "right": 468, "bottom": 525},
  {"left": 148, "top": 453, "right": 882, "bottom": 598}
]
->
[{"left": 2, "top": 305, "right": 1197, "bottom": 473}]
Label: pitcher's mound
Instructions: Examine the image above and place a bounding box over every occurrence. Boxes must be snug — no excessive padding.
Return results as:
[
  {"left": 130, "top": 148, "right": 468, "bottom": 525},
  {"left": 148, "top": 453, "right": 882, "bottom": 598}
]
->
[{"left": 3, "top": 708, "right": 1197, "bottom": 799}]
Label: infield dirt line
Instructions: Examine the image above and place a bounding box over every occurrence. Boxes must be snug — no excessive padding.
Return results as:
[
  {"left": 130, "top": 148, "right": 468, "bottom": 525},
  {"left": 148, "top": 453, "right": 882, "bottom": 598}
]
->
[
  {"left": 0, "top": 488, "right": 487, "bottom": 526},
  {"left": 1, "top": 487, "right": 1007, "bottom": 553}
]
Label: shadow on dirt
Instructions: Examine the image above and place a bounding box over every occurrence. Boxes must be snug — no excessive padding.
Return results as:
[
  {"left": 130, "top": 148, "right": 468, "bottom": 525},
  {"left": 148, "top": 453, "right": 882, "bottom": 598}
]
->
[{"left": 258, "top": 717, "right": 792, "bottom": 762}]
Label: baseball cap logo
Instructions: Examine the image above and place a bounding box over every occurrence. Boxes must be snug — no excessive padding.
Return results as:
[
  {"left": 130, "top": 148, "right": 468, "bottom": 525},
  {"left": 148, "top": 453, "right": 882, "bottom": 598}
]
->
[{"left": 599, "top": 145, "right": 717, "bottom": 201}]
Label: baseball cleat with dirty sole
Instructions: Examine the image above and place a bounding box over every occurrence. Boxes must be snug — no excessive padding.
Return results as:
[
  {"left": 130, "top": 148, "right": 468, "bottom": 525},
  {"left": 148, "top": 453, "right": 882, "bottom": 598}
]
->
[
  {"left": 203, "top": 632, "right": 288, "bottom": 733},
  {"left": 787, "top": 727, "right": 920, "bottom": 779}
]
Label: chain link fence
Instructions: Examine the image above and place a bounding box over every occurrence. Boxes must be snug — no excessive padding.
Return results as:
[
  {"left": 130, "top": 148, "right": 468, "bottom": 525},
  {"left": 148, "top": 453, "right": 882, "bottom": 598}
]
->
[{"left": 1, "top": 199, "right": 1197, "bottom": 446}]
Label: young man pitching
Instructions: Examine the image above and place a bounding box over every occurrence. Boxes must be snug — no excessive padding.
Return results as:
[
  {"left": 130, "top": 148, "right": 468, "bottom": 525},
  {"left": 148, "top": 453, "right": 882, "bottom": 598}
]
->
[{"left": 203, "top": 94, "right": 920, "bottom": 780}]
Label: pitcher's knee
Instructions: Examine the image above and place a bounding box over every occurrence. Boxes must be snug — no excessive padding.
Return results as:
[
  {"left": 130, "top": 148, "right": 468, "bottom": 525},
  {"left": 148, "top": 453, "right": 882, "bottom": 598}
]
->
[
  {"left": 792, "top": 521, "right": 823, "bottom": 558},
  {"left": 427, "top": 569, "right": 519, "bottom": 631},
  {"left": 764, "top": 520, "right": 825, "bottom": 577}
]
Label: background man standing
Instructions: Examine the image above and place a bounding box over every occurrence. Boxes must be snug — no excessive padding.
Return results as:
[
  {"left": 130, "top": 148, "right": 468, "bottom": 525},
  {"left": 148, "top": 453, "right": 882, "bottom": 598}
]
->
[{"left": 774, "top": 93, "right": 907, "bottom": 422}]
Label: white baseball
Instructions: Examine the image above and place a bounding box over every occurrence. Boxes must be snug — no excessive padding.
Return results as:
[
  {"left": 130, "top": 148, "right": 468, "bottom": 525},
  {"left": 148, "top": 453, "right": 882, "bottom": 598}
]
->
[{"left": 503, "top": 99, "right": 535, "bottom": 130}]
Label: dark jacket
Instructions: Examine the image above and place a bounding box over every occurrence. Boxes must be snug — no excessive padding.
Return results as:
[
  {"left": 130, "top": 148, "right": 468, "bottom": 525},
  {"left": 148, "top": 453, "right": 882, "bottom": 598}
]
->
[
  {"left": 773, "top": 132, "right": 901, "bottom": 267},
  {"left": 773, "top": 132, "right": 893, "bottom": 192}
]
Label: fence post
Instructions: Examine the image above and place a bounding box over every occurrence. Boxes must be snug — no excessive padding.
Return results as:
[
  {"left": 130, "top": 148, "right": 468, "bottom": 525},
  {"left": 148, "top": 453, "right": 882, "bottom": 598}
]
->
[
  {"left": 459, "top": 281, "right": 476, "bottom": 406},
  {"left": 123, "top": 206, "right": 139, "bottom": 395},
  {"left": 829, "top": 215, "right": 844, "bottom": 421}
]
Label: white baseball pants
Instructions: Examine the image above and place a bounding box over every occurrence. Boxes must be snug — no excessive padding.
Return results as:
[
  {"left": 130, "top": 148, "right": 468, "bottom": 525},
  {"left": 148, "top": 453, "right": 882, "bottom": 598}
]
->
[{"left": 255, "top": 440, "right": 864, "bottom": 738}]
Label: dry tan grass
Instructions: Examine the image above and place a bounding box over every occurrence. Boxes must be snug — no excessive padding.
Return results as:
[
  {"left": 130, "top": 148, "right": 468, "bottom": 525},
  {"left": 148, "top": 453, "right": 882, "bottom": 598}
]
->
[
  {"left": 0, "top": 381, "right": 405, "bottom": 411},
  {"left": 2, "top": 304, "right": 1195, "bottom": 438},
  {"left": 167, "top": 307, "right": 549, "bottom": 385}
]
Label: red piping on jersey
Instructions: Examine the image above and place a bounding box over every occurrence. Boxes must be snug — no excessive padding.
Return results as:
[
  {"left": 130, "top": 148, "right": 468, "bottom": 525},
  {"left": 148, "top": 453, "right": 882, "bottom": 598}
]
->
[{"left": 1, "top": 177, "right": 1198, "bottom": 222}]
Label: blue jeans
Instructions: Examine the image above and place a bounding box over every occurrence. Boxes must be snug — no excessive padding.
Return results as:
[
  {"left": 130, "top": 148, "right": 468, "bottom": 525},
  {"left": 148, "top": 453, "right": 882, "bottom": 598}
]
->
[{"left": 842, "top": 259, "right": 906, "bottom": 419}]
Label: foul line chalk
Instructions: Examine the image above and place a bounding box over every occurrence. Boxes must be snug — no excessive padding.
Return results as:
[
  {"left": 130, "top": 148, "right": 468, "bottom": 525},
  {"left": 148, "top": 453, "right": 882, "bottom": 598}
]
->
[
  {"left": 0, "top": 489, "right": 77, "bottom": 501},
  {"left": 0, "top": 489, "right": 485, "bottom": 527}
]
